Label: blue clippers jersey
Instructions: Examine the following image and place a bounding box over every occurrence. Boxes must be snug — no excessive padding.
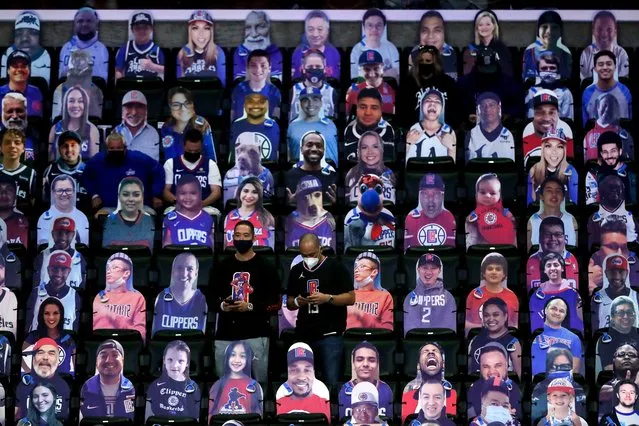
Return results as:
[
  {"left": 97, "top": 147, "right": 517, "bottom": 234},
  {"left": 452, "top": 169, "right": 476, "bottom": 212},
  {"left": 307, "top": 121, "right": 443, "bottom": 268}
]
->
[
  {"left": 170, "top": 156, "right": 212, "bottom": 200},
  {"left": 163, "top": 211, "right": 213, "bottom": 248},
  {"left": 152, "top": 289, "right": 207, "bottom": 336},
  {"left": 115, "top": 40, "right": 164, "bottom": 79}
]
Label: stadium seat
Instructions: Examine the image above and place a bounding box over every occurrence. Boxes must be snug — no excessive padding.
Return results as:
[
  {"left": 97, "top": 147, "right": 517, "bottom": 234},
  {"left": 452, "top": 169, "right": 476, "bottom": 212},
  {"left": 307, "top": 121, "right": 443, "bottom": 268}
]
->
[
  {"left": 83, "top": 329, "right": 144, "bottom": 378},
  {"left": 209, "top": 414, "right": 264, "bottom": 425},
  {"left": 147, "top": 417, "right": 199, "bottom": 426},
  {"left": 81, "top": 418, "right": 132, "bottom": 426},
  {"left": 176, "top": 77, "right": 225, "bottom": 119},
  {"left": 405, "top": 157, "right": 459, "bottom": 205},
  {"left": 114, "top": 77, "right": 165, "bottom": 121}
]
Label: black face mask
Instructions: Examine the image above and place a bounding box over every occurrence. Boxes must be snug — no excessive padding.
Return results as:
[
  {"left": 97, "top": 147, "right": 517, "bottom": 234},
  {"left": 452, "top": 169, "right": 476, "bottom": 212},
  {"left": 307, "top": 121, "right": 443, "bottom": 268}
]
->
[
  {"left": 233, "top": 239, "right": 253, "bottom": 254},
  {"left": 183, "top": 151, "right": 201, "bottom": 163},
  {"left": 106, "top": 150, "right": 126, "bottom": 163},
  {"left": 418, "top": 63, "right": 435, "bottom": 75}
]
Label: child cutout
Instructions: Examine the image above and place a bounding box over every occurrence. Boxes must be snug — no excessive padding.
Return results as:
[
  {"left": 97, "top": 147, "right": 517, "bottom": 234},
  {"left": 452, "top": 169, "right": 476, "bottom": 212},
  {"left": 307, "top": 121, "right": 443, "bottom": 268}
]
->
[
  {"left": 465, "top": 173, "right": 517, "bottom": 248},
  {"left": 346, "top": 252, "right": 393, "bottom": 332},
  {"left": 539, "top": 378, "right": 587, "bottom": 426},
  {"left": 465, "top": 253, "right": 519, "bottom": 337},
  {"left": 146, "top": 340, "right": 201, "bottom": 420},
  {"left": 162, "top": 174, "right": 215, "bottom": 249}
]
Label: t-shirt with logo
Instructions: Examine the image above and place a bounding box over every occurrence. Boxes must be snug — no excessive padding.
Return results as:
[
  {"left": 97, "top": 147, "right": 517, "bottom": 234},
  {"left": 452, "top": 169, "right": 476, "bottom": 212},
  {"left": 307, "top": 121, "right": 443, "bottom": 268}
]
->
[
  {"left": 151, "top": 289, "right": 207, "bottom": 337},
  {"left": 347, "top": 289, "right": 393, "bottom": 331},
  {"left": 229, "top": 118, "right": 280, "bottom": 163},
  {"left": 404, "top": 208, "right": 456, "bottom": 250},
  {"left": 147, "top": 375, "right": 200, "bottom": 419},
  {"left": 223, "top": 209, "right": 273, "bottom": 250},
  {"left": 163, "top": 210, "right": 214, "bottom": 249},
  {"left": 531, "top": 325, "right": 583, "bottom": 376},
  {"left": 92, "top": 290, "right": 146, "bottom": 342},
  {"left": 208, "top": 376, "right": 263, "bottom": 416},
  {"left": 285, "top": 211, "right": 336, "bottom": 251}
]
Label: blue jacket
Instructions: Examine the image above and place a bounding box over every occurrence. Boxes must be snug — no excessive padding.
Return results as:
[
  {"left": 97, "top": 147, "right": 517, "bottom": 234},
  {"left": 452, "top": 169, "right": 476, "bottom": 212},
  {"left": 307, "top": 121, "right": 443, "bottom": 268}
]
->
[{"left": 80, "top": 374, "right": 135, "bottom": 419}]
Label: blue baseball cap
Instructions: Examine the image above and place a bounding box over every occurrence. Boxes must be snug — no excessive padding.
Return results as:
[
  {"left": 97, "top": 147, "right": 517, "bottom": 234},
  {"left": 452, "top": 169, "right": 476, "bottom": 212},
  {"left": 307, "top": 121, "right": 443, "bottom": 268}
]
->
[{"left": 359, "top": 49, "right": 383, "bottom": 66}]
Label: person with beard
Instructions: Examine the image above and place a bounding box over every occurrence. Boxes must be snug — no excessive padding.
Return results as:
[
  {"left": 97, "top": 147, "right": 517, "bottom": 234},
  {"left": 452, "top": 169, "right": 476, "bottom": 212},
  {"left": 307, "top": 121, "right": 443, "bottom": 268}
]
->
[
  {"left": 600, "top": 379, "right": 639, "bottom": 426},
  {"left": 285, "top": 175, "right": 335, "bottom": 251},
  {"left": 586, "top": 131, "right": 637, "bottom": 205},
  {"left": 347, "top": 381, "right": 389, "bottom": 426},
  {"left": 467, "top": 343, "right": 522, "bottom": 419},
  {"left": 291, "top": 11, "right": 340, "bottom": 80},
  {"left": 22, "top": 297, "right": 75, "bottom": 377},
  {"left": 42, "top": 131, "right": 88, "bottom": 209},
  {"left": 214, "top": 220, "right": 280, "bottom": 385},
  {"left": 114, "top": 90, "right": 160, "bottom": 161},
  {"left": 231, "top": 49, "right": 281, "bottom": 122},
  {"left": 233, "top": 11, "right": 282, "bottom": 82},
  {"left": 177, "top": 10, "right": 225, "bottom": 82},
  {"left": 338, "top": 342, "right": 393, "bottom": 420},
  {"left": 466, "top": 92, "right": 515, "bottom": 162},
  {"left": 523, "top": 11, "right": 572, "bottom": 82},
  {"left": 598, "top": 296, "right": 639, "bottom": 371},
  {"left": 38, "top": 174, "right": 89, "bottom": 246},
  {"left": 350, "top": 9, "right": 400, "bottom": 83},
  {"left": 0, "top": 128, "right": 35, "bottom": 210},
  {"left": 51, "top": 49, "right": 104, "bottom": 121},
  {"left": 152, "top": 253, "right": 207, "bottom": 336},
  {"left": 346, "top": 50, "right": 395, "bottom": 118},
  {"left": 17, "top": 382, "right": 62, "bottom": 426},
  {"left": 344, "top": 131, "right": 395, "bottom": 205},
  {"left": 525, "top": 52, "right": 574, "bottom": 120},
  {"left": 599, "top": 342, "right": 639, "bottom": 420},
  {"left": 161, "top": 87, "right": 217, "bottom": 161},
  {"left": 587, "top": 175, "right": 637, "bottom": 247},
  {"left": 115, "top": 11, "right": 164, "bottom": 80},
  {"left": 457, "top": 45, "right": 523, "bottom": 121},
  {"left": 230, "top": 93, "right": 280, "bottom": 163},
  {"left": 163, "top": 128, "right": 222, "bottom": 213},
  {"left": 48, "top": 86, "right": 100, "bottom": 161},
  {"left": 1, "top": 11, "right": 51, "bottom": 85},
  {"left": 0, "top": 92, "right": 39, "bottom": 165},
  {"left": 33, "top": 217, "right": 86, "bottom": 290},
  {"left": 82, "top": 132, "right": 164, "bottom": 211},
  {"left": 406, "top": 88, "right": 456, "bottom": 163},
  {"left": 276, "top": 343, "right": 330, "bottom": 418},
  {"left": 589, "top": 220, "right": 639, "bottom": 294},
  {"left": 163, "top": 174, "right": 214, "bottom": 248},
  {"left": 287, "top": 89, "right": 338, "bottom": 165},
  {"left": 404, "top": 174, "right": 456, "bottom": 249},
  {"left": 208, "top": 341, "right": 263, "bottom": 418},
  {"left": 470, "top": 376, "right": 521, "bottom": 426},
  {"left": 401, "top": 342, "right": 458, "bottom": 420},
  {"left": 346, "top": 252, "right": 393, "bottom": 331},
  {"left": 531, "top": 298, "right": 583, "bottom": 376},
  {"left": 16, "top": 337, "right": 70, "bottom": 421},
  {"left": 344, "top": 88, "right": 396, "bottom": 163},
  {"left": 583, "top": 93, "right": 634, "bottom": 162},
  {"left": 583, "top": 51, "right": 632, "bottom": 124},
  {"left": 0, "top": 174, "right": 28, "bottom": 248},
  {"left": 80, "top": 340, "right": 135, "bottom": 420},
  {"left": 290, "top": 49, "right": 338, "bottom": 121},
  {"left": 581, "top": 11, "right": 629, "bottom": 81},
  {"left": 0, "top": 50, "right": 42, "bottom": 117},
  {"left": 223, "top": 177, "right": 274, "bottom": 249},
  {"left": 26, "top": 251, "right": 80, "bottom": 333},
  {"left": 409, "top": 12, "right": 458, "bottom": 80},
  {"left": 403, "top": 253, "right": 456, "bottom": 335},
  {"left": 146, "top": 340, "right": 200, "bottom": 420},
  {"left": 522, "top": 90, "right": 574, "bottom": 168},
  {"left": 92, "top": 252, "right": 146, "bottom": 342},
  {"left": 470, "top": 300, "right": 523, "bottom": 378},
  {"left": 592, "top": 254, "right": 639, "bottom": 331},
  {"left": 462, "top": 10, "right": 512, "bottom": 77},
  {"left": 58, "top": 7, "right": 109, "bottom": 82},
  {"left": 527, "top": 178, "right": 577, "bottom": 251},
  {"left": 222, "top": 133, "right": 274, "bottom": 206}
]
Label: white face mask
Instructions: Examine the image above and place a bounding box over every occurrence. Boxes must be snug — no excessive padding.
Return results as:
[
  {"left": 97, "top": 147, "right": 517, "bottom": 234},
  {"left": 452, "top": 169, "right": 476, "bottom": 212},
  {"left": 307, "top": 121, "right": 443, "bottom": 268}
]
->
[
  {"left": 539, "top": 70, "right": 559, "bottom": 83},
  {"left": 354, "top": 276, "right": 374, "bottom": 289},
  {"left": 303, "top": 257, "right": 319, "bottom": 269},
  {"left": 484, "top": 405, "right": 512, "bottom": 424}
]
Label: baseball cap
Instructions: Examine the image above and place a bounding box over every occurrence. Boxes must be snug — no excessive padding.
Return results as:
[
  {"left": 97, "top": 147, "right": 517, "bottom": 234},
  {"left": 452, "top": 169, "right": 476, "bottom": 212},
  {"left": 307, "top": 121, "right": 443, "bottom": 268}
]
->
[
  {"left": 57, "top": 130, "right": 82, "bottom": 147},
  {"left": 7, "top": 50, "right": 31, "bottom": 67},
  {"left": 359, "top": 49, "right": 384, "bottom": 66},
  {"left": 481, "top": 375, "right": 510, "bottom": 397},
  {"left": 48, "top": 250, "right": 72, "bottom": 269},
  {"left": 477, "top": 91, "right": 501, "bottom": 104},
  {"left": 287, "top": 342, "right": 314, "bottom": 365},
  {"left": 97, "top": 339, "right": 124, "bottom": 357},
  {"left": 53, "top": 217, "right": 76, "bottom": 233},
  {"left": 533, "top": 89, "right": 559, "bottom": 109},
  {"left": 131, "top": 11, "right": 152, "bottom": 26},
  {"left": 418, "top": 253, "right": 442, "bottom": 269},
  {"left": 419, "top": 173, "right": 445, "bottom": 191},
  {"left": 189, "top": 9, "right": 213, "bottom": 25},
  {"left": 15, "top": 11, "right": 40, "bottom": 31},
  {"left": 122, "top": 90, "right": 147, "bottom": 106},
  {"left": 541, "top": 128, "right": 567, "bottom": 144},
  {"left": 34, "top": 337, "right": 59, "bottom": 352},
  {"left": 351, "top": 381, "right": 379, "bottom": 406},
  {"left": 546, "top": 377, "right": 574, "bottom": 395},
  {"left": 476, "top": 46, "right": 498, "bottom": 74},
  {"left": 606, "top": 254, "right": 629, "bottom": 271},
  {"left": 296, "top": 175, "right": 323, "bottom": 196},
  {"left": 299, "top": 86, "right": 322, "bottom": 100},
  {"left": 422, "top": 88, "right": 444, "bottom": 104}
]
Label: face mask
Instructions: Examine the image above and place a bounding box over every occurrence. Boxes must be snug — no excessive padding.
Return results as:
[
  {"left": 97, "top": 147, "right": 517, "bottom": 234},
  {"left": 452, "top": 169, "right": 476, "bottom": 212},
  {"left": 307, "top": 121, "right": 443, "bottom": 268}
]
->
[
  {"left": 305, "top": 68, "right": 325, "bottom": 85},
  {"left": 484, "top": 405, "right": 512, "bottom": 424},
  {"left": 539, "top": 71, "right": 559, "bottom": 83},
  {"left": 418, "top": 63, "right": 435, "bottom": 75},
  {"left": 303, "top": 257, "right": 319, "bottom": 269},
  {"left": 233, "top": 239, "right": 253, "bottom": 254},
  {"left": 355, "top": 276, "right": 374, "bottom": 289},
  {"left": 106, "top": 150, "right": 125, "bottom": 163},
  {"left": 183, "top": 151, "right": 201, "bottom": 163}
]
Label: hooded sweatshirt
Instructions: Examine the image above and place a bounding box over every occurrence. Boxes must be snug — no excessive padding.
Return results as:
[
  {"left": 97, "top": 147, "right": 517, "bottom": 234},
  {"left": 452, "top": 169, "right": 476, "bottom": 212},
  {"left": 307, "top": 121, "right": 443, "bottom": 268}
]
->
[
  {"left": 403, "top": 268, "right": 456, "bottom": 335},
  {"left": 522, "top": 11, "right": 572, "bottom": 81}
]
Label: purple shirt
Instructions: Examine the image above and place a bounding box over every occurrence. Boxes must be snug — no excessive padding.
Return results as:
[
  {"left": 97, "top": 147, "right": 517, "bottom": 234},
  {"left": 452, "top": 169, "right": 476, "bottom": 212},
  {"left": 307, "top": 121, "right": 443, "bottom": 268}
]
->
[
  {"left": 0, "top": 84, "right": 43, "bottom": 117},
  {"left": 151, "top": 289, "right": 207, "bottom": 336},
  {"left": 162, "top": 211, "right": 213, "bottom": 248},
  {"left": 291, "top": 43, "right": 341, "bottom": 80},
  {"left": 285, "top": 212, "right": 335, "bottom": 250}
]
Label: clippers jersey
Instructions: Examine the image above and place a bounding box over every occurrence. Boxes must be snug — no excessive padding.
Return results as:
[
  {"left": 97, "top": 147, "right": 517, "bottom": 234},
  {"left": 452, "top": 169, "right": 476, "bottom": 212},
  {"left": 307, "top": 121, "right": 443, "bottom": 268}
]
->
[
  {"left": 116, "top": 40, "right": 163, "bottom": 79},
  {"left": 3, "top": 211, "right": 28, "bottom": 249},
  {"left": 285, "top": 212, "right": 336, "bottom": 250},
  {"left": 151, "top": 289, "right": 207, "bottom": 336},
  {"left": 170, "top": 156, "right": 214, "bottom": 200},
  {"left": 0, "top": 164, "right": 35, "bottom": 206},
  {"left": 0, "top": 287, "right": 16, "bottom": 339},
  {"left": 223, "top": 209, "right": 273, "bottom": 249},
  {"left": 163, "top": 210, "right": 214, "bottom": 248}
]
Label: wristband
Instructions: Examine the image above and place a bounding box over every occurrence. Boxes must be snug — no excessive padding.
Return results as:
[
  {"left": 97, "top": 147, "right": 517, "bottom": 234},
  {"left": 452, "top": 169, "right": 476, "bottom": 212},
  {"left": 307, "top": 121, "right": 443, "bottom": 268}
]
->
[
  {"left": 294, "top": 296, "right": 300, "bottom": 308},
  {"left": 220, "top": 301, "right": 226, "bottom": 312},
  {"left": 247, "top": 303, "right": 254, "bottom": 311}
]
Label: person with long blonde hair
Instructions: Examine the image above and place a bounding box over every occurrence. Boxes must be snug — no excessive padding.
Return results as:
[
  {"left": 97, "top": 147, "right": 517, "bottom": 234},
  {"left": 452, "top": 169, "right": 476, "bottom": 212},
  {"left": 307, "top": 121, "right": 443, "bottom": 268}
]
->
[
  {"left": 528, "top": 130, "right": 578, "bottom": 205},
  {"left": 176, "top": 10, "right": 225, "bottom": 85}
]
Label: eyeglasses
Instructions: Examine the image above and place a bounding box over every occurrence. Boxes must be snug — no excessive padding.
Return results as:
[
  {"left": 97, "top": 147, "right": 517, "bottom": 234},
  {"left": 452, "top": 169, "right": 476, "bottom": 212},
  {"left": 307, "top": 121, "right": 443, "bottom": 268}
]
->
[
  {"left": 614, "top": 310, "right": 636, "bottom": 317},
  {"left": 106, "top": 265, "right": 126, "bottom": 273},
  {"left": 169, "top": 101, "right": 193, "bottom": 110},
  {"left": 354, "top": 264, "right": 375, "bottom": 272},
  {"left": 54, "top": 188, "right": 73, "bottom": 195}
]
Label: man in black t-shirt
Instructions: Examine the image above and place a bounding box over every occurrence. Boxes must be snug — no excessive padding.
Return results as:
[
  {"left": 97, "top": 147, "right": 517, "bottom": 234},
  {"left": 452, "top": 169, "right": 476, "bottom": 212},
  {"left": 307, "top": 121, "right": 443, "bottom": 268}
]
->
[
  {"left": 214, "top": 220, "right": 280, "bottom": 385},
  {"left": 286, "top": 233, "right": 355, "bottom": 390}
]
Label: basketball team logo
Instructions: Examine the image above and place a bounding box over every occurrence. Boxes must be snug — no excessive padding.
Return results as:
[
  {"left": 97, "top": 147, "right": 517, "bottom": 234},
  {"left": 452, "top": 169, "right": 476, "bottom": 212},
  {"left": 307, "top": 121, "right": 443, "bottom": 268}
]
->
[
  {"left": 246, "top": 132, "right": 272, "bottom": 160},
  {"left": 484, "top": 212, "right": 497, "bottom": 225},
  {"left": 307, "top": 279, "right": 319, "bottom": 294},
  {"left": 418, "top": 224, "right": 447, "bottom": 246}
]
